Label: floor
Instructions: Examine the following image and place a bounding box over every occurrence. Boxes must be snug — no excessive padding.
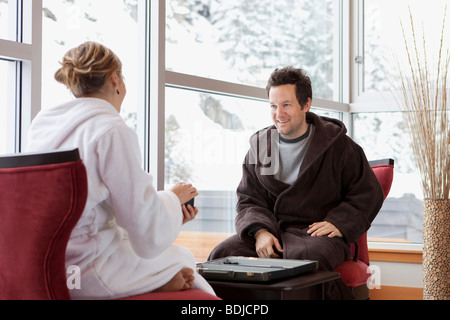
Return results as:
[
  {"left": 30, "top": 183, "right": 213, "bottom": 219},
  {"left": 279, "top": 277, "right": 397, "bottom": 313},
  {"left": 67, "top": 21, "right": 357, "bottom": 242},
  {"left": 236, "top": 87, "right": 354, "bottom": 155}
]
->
[{"left": 173, "top": 231, "right": 233, "bottom": 262}]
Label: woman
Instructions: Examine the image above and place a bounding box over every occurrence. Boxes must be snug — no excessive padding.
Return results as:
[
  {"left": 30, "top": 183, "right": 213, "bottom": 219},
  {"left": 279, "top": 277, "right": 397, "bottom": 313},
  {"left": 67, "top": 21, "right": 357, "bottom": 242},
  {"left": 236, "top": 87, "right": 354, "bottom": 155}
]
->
[{"left": 26, "top": 41, "right": 215, "bottom": 299}]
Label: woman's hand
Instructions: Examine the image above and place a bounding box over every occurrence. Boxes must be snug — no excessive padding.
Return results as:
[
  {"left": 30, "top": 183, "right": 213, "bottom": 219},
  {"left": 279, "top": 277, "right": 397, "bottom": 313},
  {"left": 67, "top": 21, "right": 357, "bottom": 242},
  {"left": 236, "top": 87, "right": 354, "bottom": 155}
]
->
[
  {"left": 170, "top": 182, "right": 198, "bottom": 224},
  {"left": 170, "top": 182, "right": 198, "bottom": 205},
  {"left": 181, "top": 204, "right": 198, "bottom": 224}
]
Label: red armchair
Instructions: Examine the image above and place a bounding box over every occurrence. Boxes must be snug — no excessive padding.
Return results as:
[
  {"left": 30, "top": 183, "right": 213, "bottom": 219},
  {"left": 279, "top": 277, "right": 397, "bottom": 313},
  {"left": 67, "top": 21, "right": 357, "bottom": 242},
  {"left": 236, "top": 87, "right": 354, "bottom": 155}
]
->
[
  {"left": 334, "top": 158, "right": 394, "bottom": 300},
  {"left": 0, "top": 149, "right": 219, "bottom": 300}
]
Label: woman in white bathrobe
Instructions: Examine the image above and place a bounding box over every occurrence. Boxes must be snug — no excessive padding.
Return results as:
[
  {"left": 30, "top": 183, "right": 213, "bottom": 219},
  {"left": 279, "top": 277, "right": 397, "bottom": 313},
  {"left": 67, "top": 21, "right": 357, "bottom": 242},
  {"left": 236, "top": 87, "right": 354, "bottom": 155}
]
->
[{"left": 26, "top": 41, "right": 215, "bottom": 299}]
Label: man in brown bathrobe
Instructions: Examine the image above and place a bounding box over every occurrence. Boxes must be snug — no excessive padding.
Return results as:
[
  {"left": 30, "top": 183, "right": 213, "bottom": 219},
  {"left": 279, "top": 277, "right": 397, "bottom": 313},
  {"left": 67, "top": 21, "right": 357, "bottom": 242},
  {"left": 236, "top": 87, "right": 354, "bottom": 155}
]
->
[{"left": 208, "top": 67, "right": 384, "bottom": 299}]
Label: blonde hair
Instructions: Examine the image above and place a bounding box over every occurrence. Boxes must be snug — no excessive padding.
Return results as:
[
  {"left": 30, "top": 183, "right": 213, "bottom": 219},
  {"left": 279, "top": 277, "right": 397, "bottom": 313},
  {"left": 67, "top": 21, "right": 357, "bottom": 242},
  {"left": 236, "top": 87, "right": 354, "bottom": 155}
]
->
[{"left": 54, "top": 41, "right": 122, "bottom": 98}]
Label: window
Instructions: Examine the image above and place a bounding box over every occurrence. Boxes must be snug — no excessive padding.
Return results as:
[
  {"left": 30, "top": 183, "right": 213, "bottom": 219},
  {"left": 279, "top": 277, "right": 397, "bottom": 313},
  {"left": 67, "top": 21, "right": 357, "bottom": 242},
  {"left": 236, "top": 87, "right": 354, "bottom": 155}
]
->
[
  {"left": 1, "top": 1, "right": 16, "bottom": 155},
  {"left": 352, "top": 0, "right": 450, "bottom": 244},
  {"left": 353, "top": 112, "right": 423, "bottom": 243},
  {"left": 364, "top": 0, "right": 450, "bottom": 91},
  {"left": 0, "top": 60, "right": 15, "bottom": 154},
  {"left": 166, "top": 0, "right": 339, "bottom": 101},
  {"left": 6, "top": 1, "right": 431, "bottom": 248},
  {"left": 364, "top": 0, "right": 449, "bottom": 93},
  {"left": 165, "top": 87, "right": 270, "bottom": 232},
  {"left": 41, "top": 0, "right": 139, "bottom": 130},
  {"left": 0, "top": 0, "right": 40, "bottom": 155},
  {"left": 0, "top": 0, "right": 12, "bottom": 41}
]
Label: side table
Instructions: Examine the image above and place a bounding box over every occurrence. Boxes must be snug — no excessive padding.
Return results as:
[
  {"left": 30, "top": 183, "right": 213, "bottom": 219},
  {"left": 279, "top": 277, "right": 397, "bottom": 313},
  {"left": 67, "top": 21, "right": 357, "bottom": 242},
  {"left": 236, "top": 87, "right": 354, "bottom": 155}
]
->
[{"left": 208, "top": 271, "right": 340, "bottom": 300}]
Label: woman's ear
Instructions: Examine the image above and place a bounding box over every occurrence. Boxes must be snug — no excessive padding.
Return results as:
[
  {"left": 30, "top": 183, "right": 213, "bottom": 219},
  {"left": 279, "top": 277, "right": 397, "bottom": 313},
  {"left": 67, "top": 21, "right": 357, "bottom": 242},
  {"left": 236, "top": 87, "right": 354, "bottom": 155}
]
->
[{"left": 109, "top": 72, "right": 120, "bottom": 88}]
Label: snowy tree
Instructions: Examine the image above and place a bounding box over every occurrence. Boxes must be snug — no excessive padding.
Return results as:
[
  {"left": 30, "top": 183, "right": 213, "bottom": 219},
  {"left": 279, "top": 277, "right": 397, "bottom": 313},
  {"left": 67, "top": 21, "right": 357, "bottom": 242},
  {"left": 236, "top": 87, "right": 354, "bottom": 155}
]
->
[
  {"left": 167, "top": 0, "right": 335, "bottom": 99},
  {"left": 165, "top": 115, "right": 193, "bottom": 184}
]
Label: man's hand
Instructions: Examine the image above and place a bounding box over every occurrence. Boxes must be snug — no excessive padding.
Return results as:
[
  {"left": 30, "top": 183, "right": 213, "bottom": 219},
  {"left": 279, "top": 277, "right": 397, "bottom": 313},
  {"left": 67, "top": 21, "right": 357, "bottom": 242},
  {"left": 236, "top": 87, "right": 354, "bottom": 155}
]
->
[
  {"left": 307, "top": 221, "right": 343, "bottom": 238},
  {"left": 254, "top": 229, "right": 283, "bottom": 258}
]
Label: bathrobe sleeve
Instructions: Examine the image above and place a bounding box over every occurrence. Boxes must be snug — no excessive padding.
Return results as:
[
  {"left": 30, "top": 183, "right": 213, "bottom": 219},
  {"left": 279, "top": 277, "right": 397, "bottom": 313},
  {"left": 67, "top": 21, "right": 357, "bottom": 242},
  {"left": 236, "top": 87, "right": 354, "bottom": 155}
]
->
[
  {"left": 235, "top": 152, "right": 280, "bottom": 244},
  {"left": 322, "top": 140, "right": 384, "bottom": 243},
  {"left": 96, "top": 122, "right": 183, "bottom": 259}
]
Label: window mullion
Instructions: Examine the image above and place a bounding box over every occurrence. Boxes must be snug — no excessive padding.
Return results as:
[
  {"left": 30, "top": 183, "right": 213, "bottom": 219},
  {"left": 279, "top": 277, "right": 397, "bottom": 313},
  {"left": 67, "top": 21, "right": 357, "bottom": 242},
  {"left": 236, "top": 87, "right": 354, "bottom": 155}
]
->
[
  {"left": 18, "top": 0, "right": 42, "bottom": 152},
  {"left": 144, "top": 0, "right": 166, "bottom": 190}
]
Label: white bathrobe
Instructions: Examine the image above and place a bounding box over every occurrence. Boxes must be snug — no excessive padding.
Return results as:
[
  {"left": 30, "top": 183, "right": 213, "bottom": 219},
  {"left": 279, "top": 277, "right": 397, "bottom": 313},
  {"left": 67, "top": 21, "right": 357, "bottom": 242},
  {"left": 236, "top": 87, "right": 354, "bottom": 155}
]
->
[{"left": 26, "top": 97, "right": 215, "bottom": 299}]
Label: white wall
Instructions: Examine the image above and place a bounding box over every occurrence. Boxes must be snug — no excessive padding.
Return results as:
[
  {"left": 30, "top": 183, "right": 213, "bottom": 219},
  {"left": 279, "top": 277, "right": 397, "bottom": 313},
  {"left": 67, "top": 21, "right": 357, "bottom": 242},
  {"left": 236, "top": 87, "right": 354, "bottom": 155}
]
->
[{"left": 370, "top": 260, "right": 423, "bottom": 288}]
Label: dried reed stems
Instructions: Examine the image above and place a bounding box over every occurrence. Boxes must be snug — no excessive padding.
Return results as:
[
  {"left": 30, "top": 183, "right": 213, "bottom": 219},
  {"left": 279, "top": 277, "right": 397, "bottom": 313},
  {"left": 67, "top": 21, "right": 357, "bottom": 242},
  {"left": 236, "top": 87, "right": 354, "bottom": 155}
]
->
[{"left": 397, "top": 7, "right": 450, "bottom": 200}]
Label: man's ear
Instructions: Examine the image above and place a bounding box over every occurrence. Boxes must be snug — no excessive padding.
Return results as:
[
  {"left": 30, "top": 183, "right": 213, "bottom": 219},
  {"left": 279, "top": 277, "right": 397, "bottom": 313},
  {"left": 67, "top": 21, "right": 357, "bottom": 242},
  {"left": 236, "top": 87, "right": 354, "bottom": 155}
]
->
[{"left": 302, "top": 98, "right": 312, "bottom": 111}]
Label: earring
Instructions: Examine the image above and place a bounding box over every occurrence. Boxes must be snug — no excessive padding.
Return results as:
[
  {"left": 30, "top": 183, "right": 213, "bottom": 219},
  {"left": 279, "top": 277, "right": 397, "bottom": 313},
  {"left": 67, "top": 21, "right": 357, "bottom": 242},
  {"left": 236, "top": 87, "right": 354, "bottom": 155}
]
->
[{"left": 116, "top": 90, "right": 120, "bottom": 95}]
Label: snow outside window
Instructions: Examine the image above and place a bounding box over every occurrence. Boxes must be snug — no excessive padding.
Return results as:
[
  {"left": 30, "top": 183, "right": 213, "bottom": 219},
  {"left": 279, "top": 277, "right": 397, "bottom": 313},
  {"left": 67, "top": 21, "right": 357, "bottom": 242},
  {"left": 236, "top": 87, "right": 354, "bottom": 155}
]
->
[
  {"left": 0, "top": 60, "right": 14, "bottom": 155},
  {"left": 353, "top": 0, "right": 450, "bottom": 244},
  {"left": 41, "top": 0, "right": 139, "bottom": 130},
  {"left": 0, "top": 0, "right": 11, "bottom": 41},
  {"left": 166, "top": 0, "right": 337, "bottom": 101}
]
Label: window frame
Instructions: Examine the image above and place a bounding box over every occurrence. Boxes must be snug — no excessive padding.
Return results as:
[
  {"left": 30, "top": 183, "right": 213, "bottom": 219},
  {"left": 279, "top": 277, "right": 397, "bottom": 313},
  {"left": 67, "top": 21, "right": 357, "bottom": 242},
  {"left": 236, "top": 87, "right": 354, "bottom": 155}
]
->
[
  {"left": 142, "top": 0, "right": 421, "bottom": 250},
  {"left": 0, "top": 0, "right": 42, "bottom": 153},
  {"left": 350, "top": 0, "right": 425, "bottom": 249},
  {"left": 147, "top": 0, "right": 350, "bottom": 190},
  {"left": 3, "top": 0, "right": 423, "bottom": 250}
]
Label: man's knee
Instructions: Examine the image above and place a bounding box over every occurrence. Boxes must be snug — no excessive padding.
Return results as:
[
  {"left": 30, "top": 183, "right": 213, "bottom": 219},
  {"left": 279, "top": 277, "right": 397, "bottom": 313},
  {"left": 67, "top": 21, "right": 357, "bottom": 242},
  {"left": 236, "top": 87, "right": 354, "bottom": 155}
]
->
[
  {"left": 283, "top": 235, "right": 348, "bottom": 271},
  {"left": 306, "top": 242, "right": 348, "bottom": 271}
]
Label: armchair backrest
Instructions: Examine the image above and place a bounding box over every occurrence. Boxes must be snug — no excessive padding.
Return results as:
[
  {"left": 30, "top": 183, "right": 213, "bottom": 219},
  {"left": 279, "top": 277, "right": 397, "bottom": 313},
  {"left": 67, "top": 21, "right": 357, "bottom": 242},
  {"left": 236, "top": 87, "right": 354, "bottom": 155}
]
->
[
  {"left": 369, "top": 158, "right": 394, "bottom": 201},
  {"left": 0, "top": 149, "right": 87, "bottom": 300},
  {"left": 353, "top": 159, "right": 394, "bottom": 265}
]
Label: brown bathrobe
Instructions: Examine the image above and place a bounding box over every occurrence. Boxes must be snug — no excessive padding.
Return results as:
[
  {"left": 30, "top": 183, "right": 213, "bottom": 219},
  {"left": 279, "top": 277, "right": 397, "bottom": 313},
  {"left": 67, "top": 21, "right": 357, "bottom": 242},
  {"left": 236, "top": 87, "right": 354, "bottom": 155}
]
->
[{"left": 208, "top": 112, "right": 384, "bottom": 299}]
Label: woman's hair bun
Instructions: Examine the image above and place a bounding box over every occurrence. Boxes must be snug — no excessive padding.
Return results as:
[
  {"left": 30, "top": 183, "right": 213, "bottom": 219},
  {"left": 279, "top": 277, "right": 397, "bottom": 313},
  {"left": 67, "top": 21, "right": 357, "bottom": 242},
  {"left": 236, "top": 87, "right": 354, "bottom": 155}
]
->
[{"left": 54, "top": 41, "right": 122, "bottom": 98}]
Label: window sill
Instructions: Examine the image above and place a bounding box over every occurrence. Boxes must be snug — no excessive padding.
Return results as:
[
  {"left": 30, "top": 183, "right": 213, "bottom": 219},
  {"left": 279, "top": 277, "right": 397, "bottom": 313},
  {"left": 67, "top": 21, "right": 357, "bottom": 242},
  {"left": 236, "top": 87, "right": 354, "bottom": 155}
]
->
[
  {"left": 368, "top": 239, "right": 423, "bottom": 264},
  {"left": 174, "top": 232, "right": 424, "bottom": 264}
]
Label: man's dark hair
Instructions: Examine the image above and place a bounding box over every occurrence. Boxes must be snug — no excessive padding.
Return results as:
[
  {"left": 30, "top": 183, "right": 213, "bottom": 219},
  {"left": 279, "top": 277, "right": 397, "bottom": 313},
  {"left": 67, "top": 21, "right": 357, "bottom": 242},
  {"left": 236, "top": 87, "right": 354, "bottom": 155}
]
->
[{"left": 266, "top": 66, "right": 313, "bottom": 107}]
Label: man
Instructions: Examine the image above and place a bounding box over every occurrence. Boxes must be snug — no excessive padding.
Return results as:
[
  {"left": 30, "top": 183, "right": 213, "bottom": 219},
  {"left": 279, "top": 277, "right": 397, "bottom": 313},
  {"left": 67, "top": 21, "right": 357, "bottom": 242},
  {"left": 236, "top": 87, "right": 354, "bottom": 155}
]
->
[{"left": 208, "top": 67, "right": 384, "bottom": 299}]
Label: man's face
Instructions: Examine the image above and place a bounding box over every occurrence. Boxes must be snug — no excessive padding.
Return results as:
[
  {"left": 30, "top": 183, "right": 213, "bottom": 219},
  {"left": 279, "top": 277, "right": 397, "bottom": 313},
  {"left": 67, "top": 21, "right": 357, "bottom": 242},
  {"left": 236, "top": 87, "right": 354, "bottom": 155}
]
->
[{"left": 269, "top": 84, "right": 311, "bottom": 140}]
